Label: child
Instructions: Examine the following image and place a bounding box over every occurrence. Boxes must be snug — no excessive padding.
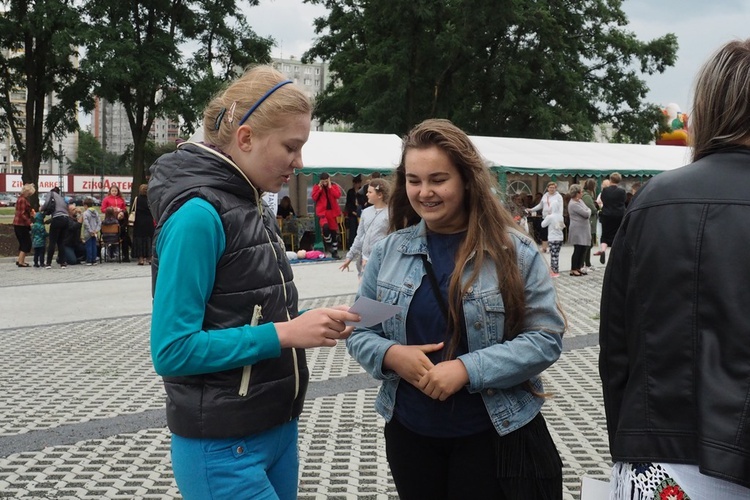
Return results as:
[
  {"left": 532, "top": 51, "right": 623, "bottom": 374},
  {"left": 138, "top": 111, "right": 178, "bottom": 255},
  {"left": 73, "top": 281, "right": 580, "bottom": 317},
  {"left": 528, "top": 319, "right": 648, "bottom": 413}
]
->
[
  {"left": 82, "top": 197, "right": 101, "bottom": 265},
  {"left": 30, "top": 212, "right": 48, "bottom": 268},
  {"left": 541, "top": 209, "right": 565, "bottom": 278}
]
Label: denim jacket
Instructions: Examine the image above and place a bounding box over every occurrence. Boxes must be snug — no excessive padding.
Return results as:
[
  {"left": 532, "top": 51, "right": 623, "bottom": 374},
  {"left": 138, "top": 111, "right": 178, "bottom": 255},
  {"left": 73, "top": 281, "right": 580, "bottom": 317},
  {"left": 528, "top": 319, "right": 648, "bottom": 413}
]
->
[{"left": 346, "top": 220, "right": 564, "bottom": 436}]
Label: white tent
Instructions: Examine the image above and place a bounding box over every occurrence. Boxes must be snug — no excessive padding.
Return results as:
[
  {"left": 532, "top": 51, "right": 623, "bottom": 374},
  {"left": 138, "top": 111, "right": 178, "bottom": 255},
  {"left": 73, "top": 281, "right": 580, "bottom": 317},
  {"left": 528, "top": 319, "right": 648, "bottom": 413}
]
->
[
  {"left": 189, "top": 127, "right": 692, "bottom": 178},
  {"left": 300, "top": 131, "right": 402, "bottom": 175},
  {"left": 469, "top": 135, "right": 692, "bottom": 177}
]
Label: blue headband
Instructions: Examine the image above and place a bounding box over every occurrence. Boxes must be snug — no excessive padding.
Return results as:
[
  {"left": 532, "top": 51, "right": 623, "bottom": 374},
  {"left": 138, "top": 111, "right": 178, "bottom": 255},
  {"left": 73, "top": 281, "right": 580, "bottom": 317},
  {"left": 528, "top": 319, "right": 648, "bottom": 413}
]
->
[{"left": 238, "top": 80, "right": 294, "bottom": 126}]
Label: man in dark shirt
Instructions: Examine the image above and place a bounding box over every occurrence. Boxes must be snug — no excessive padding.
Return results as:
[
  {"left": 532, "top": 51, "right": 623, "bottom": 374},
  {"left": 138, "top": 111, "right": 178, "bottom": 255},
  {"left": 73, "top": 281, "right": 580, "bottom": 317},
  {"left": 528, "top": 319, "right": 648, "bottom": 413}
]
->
[{"left": 344, "top": 175, "right": 363, "bottom": 248}]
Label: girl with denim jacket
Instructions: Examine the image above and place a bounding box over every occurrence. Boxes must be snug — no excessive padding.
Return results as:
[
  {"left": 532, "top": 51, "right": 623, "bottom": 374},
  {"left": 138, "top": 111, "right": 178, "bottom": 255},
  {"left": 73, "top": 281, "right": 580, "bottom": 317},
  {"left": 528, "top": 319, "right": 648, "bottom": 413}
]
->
[{"left": 347, "top": 119, "right": 566, "bottom": 499}]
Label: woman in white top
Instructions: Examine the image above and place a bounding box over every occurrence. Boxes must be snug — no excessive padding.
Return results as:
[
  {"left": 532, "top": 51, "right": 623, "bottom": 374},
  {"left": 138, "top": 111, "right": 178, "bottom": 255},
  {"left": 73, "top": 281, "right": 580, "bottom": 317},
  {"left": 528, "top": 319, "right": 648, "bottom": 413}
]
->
[
  {"left": 527, "top": 181, "right": 563, "bottom": 253},
  {"left": 339, "top": 178, "right": 390, "bottom": 278}
]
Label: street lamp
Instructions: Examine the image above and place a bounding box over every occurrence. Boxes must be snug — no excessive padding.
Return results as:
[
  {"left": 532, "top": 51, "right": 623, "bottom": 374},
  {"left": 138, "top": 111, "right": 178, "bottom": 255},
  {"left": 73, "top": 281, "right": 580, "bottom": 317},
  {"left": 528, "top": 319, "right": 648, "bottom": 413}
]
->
[{"left": 58, "top": 144, "right": 64, "bottom": 196}]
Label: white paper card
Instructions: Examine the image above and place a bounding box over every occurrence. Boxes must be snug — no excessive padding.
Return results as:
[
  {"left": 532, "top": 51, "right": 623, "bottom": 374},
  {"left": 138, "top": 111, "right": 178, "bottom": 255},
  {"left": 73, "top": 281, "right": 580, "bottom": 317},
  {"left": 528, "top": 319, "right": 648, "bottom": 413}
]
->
[
  {"left": 580, "top": 476, "right": 610, "bottom": 500},
  {"left": 346, "top": 296, "right": 401, "bottom": 328}
]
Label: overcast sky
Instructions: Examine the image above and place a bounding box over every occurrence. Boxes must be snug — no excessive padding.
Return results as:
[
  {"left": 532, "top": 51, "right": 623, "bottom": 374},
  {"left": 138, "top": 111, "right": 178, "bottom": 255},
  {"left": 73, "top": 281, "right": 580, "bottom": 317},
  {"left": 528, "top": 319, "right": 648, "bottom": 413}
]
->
[{"left": 246, "top": 0, "right": 750, "bottom": 117}]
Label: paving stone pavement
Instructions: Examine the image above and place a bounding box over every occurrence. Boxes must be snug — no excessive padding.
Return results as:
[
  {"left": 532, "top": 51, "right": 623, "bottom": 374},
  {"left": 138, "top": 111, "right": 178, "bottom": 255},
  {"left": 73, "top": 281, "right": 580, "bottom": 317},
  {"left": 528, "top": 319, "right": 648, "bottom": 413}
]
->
[{"left": 0, "top": 255, "right": 612, "bottom": 499}]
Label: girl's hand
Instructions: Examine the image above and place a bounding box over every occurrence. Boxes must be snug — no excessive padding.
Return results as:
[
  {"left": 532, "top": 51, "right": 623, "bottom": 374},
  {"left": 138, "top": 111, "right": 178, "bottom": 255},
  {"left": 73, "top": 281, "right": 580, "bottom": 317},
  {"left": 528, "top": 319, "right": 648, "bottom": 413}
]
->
[
  {"left": 417, "top": 359, "right": 470, "bottom": 401},
  {"left": 383, "top": 342, "right": 444, "bottom": 387},
  {"left": 275, "top": 307, "right": 360, "bottom": 348},
  {"left": 339, "top": 258, "right": 352, "bottom": 272}
]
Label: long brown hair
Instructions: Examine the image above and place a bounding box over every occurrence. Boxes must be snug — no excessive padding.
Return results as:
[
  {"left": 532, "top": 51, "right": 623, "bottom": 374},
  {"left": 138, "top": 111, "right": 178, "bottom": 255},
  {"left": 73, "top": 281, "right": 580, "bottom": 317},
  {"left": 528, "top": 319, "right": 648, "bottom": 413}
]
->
[
  {"left": 391, "top": 119, "right": 526, "bottom": 359},
  {"left": 691, "top": 39, "right": 750, "bottom": 161}
]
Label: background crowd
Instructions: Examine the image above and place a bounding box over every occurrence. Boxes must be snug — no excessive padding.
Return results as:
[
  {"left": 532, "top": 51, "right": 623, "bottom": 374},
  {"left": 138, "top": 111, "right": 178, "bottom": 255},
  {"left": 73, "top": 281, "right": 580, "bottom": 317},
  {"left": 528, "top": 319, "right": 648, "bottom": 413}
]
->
[{"left": 12, "top": 183, "right": 154, "bottom": 268}]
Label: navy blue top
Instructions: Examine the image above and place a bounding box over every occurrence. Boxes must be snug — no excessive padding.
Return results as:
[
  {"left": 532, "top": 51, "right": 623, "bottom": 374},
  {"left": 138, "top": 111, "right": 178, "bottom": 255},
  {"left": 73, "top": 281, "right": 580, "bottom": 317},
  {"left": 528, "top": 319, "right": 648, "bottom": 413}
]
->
[{"left": 393, "top": 231, "right": 492, "bottom": 437}]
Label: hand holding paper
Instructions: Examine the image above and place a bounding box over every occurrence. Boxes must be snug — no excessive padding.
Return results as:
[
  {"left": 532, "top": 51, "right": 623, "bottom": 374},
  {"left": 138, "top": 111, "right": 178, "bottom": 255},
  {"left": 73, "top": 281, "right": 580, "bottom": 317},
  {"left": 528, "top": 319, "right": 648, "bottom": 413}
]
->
[{"left": 346, "top": 296, "right": 400, "bottom": 328}]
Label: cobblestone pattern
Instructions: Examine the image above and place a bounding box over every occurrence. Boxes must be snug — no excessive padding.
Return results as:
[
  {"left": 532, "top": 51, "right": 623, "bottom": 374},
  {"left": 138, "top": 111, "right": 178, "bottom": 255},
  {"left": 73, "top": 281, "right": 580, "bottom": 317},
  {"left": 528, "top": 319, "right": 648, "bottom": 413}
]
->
[
  {"left": 0, "top": 268, "right": 607, "bottom": 499},
  {"left": 554, "top": 272, "right": 602, "bottom": 337},
  {"left": 0, "top": 429, "right": 179, "bottom": 499},
  {"left": 0, "top": 261, "right": 152, "bottom": 288},
  {"left": 0, "top": 317, "right": 163, "bottom": 436}
]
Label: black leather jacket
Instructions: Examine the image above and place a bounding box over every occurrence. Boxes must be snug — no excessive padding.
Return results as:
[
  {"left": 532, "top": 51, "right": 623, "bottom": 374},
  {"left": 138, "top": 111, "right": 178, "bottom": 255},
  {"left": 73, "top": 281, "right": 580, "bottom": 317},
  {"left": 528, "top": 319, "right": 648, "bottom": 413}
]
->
[
  {"left": 149, "top": 142, "right": 308, "bottom": 439},
  {"left": 600, "top": 147, "right": 750, "bottom": 488}
]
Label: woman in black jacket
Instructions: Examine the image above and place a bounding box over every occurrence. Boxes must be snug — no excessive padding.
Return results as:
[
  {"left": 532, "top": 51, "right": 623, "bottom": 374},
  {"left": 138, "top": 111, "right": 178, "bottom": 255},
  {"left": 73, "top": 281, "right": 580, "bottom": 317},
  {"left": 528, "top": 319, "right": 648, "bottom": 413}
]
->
[
  {"left": 599, "top": 39, "right": 750, "bottom": 498},
  {"left": 130, "top": 183, "right": 154, "bottom": 266},
  {"left": 593, "top": 172, "right": 625, "bottom": 265}
]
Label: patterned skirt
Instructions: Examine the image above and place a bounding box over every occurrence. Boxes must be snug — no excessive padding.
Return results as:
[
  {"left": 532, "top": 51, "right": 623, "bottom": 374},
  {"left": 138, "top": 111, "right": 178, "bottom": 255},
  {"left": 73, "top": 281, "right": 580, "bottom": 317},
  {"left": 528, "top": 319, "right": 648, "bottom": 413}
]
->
[{"left": 610, "top": 462, "right": 690, "bottom": 500}]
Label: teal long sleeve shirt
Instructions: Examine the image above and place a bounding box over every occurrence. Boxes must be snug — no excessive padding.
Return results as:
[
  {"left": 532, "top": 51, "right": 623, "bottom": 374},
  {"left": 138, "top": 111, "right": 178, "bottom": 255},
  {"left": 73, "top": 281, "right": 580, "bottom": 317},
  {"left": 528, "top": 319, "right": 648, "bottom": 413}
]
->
[{"left": 150, "top": 198, "right": 281, "bottom": 377}]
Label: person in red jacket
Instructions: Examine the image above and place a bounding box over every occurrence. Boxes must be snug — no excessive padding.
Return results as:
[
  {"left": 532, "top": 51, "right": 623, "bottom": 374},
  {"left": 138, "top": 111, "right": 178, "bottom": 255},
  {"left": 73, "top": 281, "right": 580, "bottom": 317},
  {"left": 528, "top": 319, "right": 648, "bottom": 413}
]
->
[{"left": 311, "top": 172, "right": 342, "bottom": 259}]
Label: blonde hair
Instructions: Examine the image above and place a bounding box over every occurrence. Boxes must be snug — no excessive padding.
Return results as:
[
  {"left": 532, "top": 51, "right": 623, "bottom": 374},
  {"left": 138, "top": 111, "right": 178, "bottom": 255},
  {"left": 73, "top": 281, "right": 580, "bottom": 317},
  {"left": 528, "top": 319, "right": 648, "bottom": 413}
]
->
[
  {"left": 203, "top": 65, "right": 312, "bottom": 148},
  {"left": 21, "top": 183, "right": 35, "bottom": 197},
  {"left": 138, "top": 183, "right": 148, "bottom": 195},
  {"left": 609, "top": 172, "right": 622, "bottom": 184},
  {"left": 691, "top": 39, "right": 750, "bottom": 161}
]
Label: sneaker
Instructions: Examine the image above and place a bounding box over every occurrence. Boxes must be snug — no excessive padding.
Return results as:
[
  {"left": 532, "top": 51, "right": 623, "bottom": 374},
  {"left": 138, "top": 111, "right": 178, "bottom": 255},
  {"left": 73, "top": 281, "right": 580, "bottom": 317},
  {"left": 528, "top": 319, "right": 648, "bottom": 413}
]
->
[
  {"left": 60, "top": 265, "right": 67, "bottom": 269},
  {"left": 45, "top": 265, "right": 51, "bottom": 269},
  {"left": 550, "top": 272, "right": 560, "bottom": 278},
  {"left": 33, "top": 264, "right": 40, "bottom": 268},
  {"left": 86, "top": 263, "right": 93, "bottom": 266},
  {"left": 331, "top": 251, "right": 341, "bottom": 260}
]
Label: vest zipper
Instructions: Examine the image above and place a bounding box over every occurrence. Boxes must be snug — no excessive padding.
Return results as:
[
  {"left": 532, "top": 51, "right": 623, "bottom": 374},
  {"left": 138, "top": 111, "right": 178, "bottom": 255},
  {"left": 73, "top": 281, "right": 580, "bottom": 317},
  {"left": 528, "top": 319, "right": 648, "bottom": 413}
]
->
[
  {"left": 182, "top": 142, "right": 301, "bottom": 402},
  {"left": 239, "top": 304, "right": 263, "bottom": 396},
  {"left": 261, "top": 200, "right": 300, "bottom": 403}
]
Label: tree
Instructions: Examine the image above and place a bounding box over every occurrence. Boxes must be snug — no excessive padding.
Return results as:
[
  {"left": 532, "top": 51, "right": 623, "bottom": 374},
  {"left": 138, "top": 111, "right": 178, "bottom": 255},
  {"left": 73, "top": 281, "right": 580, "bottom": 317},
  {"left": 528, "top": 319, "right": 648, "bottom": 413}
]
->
[
  {"left": 303, "top": 0, "right": 677, "bottom": 143},
  {"left": 67, "top": 130, "right": 123, "bottom": 175},
  {"left": 0, "top": 0, "right": 92, "bottom": 204},
  {"left": 81, "top": 0, "right": 273, "bottom": 199},
  {"left": 143, "top": 140, "right": 177, "bottom": 172}
]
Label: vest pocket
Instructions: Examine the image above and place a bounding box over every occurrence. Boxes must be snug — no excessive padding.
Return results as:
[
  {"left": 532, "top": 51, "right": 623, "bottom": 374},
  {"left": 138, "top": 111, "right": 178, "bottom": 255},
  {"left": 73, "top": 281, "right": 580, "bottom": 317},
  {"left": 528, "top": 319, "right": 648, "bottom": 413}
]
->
[{"left": 239, "top": 304, "right": 263, "bottom": 396}]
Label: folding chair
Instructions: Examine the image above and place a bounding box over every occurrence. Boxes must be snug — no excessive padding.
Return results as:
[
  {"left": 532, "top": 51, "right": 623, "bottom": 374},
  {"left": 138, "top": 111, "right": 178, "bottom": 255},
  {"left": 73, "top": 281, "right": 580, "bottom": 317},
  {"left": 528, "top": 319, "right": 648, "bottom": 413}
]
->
[
  {"left": 100, "top": 223, "right": 122, "bottom": 263},
  {"left": 336, "top": 214, "right": 347, "bottom": 251},
  {"left": 277, "top": 217, "right": 296, "bottom": 251}
]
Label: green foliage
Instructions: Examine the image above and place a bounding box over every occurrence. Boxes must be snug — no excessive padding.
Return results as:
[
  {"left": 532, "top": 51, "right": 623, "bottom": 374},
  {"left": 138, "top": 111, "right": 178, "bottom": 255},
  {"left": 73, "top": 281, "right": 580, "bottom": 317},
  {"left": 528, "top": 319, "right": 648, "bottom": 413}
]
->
[
  {"left": 303, "top": 0, "right": 678, "bottom": 143},
  {"left": 143, "top": 140, "right": 178, "bottom": 171},
  {"left": 67, "top": 131, "right": 126, "bottom": 175},
  {"left": 0, "top": 0, "right": 93, "bottom": 189},
  {"left": 81, "top": 0, "right": 273, "bottom": 197}
]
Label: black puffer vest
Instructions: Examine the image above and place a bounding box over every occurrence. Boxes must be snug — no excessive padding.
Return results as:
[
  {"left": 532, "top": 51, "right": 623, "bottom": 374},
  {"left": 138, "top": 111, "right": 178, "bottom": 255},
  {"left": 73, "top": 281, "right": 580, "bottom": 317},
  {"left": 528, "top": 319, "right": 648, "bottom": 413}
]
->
[{"left": 148, "top": 142, "right": 309, "bottom": 439}]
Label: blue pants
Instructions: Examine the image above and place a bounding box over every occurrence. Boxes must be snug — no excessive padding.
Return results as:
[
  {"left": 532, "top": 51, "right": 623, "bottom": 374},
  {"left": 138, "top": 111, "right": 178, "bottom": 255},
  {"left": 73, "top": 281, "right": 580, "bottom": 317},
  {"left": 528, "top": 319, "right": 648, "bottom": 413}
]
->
[
  {"left": 171, "top": 420, "right": 299, "bottom": 500},
  {"left": 85, "top": 236, "right": 98, "bottom": 264}
]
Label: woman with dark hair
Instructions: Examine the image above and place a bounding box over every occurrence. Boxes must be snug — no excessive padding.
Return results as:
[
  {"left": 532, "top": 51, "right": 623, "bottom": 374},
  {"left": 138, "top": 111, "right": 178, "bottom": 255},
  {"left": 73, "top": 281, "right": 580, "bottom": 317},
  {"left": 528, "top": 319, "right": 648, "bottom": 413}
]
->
[
  {"left": 131, "top": 183, "right": 154, "bottom": 266},
  {"left": 277, "top": 195, "right": 296, "bottom": 219},
  {"left": 40, "top": 186, "right": 69, "bottom": 269},
  {"left": 600, "top": 39, "right": 750, "bottom": 498},
  {"left": 347, "top": 119, "right": 565, "bottom": 499},
  {"left": 593, "top": 172, "right": 625, "bottom": 264}
]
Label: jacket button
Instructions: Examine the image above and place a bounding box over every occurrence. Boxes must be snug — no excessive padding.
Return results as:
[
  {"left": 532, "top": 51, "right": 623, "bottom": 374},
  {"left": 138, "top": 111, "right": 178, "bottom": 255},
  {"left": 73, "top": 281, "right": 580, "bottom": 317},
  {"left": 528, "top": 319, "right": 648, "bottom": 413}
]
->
[
  {"left": 474, "top": 321, "right": 482, "bottom": 329},
  {"left": 486, "top": 389, "right": 495, "bottom": 396},
  {"left": 236, "top": 446, "right": 244, "bottom": 454},
  {"left": 467, "top": 286, "right": 473, "bottom": 294},
  {"left": 502, "top": 420, "right": 510, "bottom": 428}
]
